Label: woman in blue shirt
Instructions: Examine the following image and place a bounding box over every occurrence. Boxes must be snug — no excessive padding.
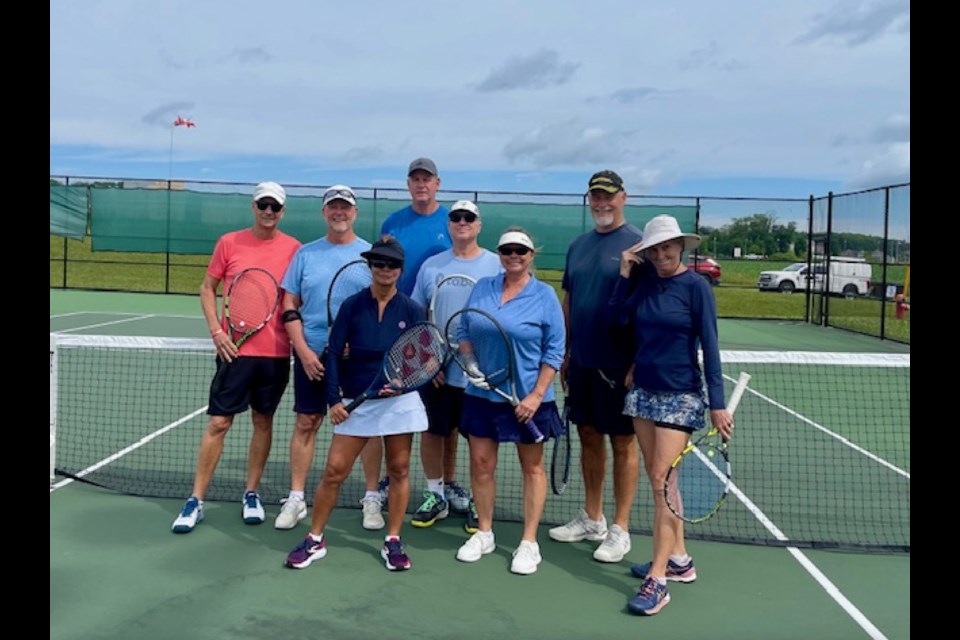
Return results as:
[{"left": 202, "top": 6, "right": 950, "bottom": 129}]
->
[
  {"left": 453, "top": 227, "right": 566, "bottom": 576},
  {"left": 284, "top": 236, "right": 428, "bottom": 573},
  {"left": 609, "top": 215, "right": 734, "bottom": 615}
]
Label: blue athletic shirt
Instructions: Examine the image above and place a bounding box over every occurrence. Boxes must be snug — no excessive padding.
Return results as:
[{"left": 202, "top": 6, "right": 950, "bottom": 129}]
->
[
  {"left": 325, "top": 290, "right": 427, "bottom": 406},
  {"left": 562, "top": 223, "right": 642, "bottom": 369},
  {"left": 609, "top": 266, "right": 726, "bottom": 410},
  {"left": 380, "top": 204, "right": 452, "bottom": 295},
  {"left": 411, "top": 249, "right": 504, "bottom": 388},
  {"left": 458, "top": 273, "right": 566, "bottom": 403},
  {"left": 280, "top": 237, "right": 371, "bottom": 356}
]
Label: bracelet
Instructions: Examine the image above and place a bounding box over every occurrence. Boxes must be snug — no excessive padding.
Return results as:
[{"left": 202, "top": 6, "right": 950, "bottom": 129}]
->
[{"left": 211, "top": 329, "right": 224, "bottom": 337}]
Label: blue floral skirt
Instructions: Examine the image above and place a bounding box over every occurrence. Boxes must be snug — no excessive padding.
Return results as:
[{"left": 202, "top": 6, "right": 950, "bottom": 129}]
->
[{"left": 623, "top": 385, "right": 707, "bottom": 431}]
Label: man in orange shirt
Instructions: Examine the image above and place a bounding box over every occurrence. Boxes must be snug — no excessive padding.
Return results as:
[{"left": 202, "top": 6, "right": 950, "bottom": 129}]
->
[{"left": 172, "top": 181, "right": 301, "bottom": 533}]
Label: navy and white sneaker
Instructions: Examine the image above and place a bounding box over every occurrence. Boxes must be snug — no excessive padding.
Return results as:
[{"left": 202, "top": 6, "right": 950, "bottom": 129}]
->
[
  {"left": 242, "top": 491, "right": 265, "bottom": 524},
  {"left": 171, "top": 496, "right": 203, "bottom": 533},
  {"left": 628, "top": 577, "right": 671, "bottom": 615}
]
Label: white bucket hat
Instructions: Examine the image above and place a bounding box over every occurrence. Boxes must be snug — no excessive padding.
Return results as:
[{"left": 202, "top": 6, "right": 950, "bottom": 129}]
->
[{"left": 636, "top": 215, "right": 701, "bottom": 252}]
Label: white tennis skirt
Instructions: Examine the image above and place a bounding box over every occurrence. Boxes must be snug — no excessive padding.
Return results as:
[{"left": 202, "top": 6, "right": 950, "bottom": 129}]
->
[{"left": 334, "top": 391, "right": 429, "bottom": 437}]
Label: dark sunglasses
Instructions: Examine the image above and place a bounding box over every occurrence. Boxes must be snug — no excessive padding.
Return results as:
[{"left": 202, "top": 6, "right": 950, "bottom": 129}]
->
[
  {"left": 369, "top": 259, "right": 403, "bottom": 270},
  {"left": 498, "top": 245, "right": 532, "bottom": 256},
  {"left": 256, "top": 201, "right": 283, "bottom": 213},
  {"left": 448, "top": 211, "right": 478, "bottom": 223}
]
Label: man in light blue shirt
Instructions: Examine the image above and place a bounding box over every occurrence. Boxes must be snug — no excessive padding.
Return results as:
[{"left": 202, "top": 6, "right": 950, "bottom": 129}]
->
[{"left": 275, "top": 185, "right": 372, "bottom": 531}]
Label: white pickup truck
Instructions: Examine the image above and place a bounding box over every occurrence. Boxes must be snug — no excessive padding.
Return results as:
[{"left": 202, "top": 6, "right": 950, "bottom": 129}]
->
[{"left": 757, "top": 258, "right": 872, "bottom": 296}]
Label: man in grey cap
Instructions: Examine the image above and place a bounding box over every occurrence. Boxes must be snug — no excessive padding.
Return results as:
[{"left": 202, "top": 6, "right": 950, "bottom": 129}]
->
[{"left": 360, "top": 157, "right": 453, "bottom": 514}]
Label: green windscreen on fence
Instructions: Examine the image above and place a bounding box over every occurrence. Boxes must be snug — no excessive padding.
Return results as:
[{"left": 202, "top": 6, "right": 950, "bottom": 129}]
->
[
  {"left": 50, "top": 185, "right": 88, "bottom": 239},
  {"left": 73, "top": 186, "right": 696, "bottom": 271}
]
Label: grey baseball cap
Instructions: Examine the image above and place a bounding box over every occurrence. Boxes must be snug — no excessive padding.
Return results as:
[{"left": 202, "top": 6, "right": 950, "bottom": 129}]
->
[{"left": 407, "top": 157, "right": 438, "bottom": 176}]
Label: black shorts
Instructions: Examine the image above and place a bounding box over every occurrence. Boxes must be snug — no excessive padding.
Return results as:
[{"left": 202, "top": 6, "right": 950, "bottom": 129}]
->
[
  {"left": 292, "top": 352, "right": 327, "bottom": 416},
  {"left": 419, "top": 383, "right": 467, "bottom": 437},
  {"left": 566, "top": 362, "right": 634, "bottom": 437},
  {"left": 208, "top": 356, "right": 290, "bottom": 417}
]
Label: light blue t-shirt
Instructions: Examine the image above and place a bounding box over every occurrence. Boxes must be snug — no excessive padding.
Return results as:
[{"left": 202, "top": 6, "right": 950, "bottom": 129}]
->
[
  {"left": 281, "top": 236, "right": 371, "bottom": 355},
  {"left": 411, "top": 248, "right": 504, "bottom": 387},
  {"left": 459, "top": 273, "right": 566, "bottom": 402},
  {"left": 380, "top": 204, "right": 452, "bottom": 295}
]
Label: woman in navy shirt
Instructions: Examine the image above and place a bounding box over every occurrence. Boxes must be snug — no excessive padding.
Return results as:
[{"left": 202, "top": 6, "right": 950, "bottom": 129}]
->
[
  {"left": 284, "top": 236, "right": 428, "bottom": 573},
  {"left": 609, "top": 216, "right": 734, "bottom": 616}
]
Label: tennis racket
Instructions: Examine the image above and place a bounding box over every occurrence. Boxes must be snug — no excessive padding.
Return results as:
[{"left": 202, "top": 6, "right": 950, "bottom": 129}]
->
[
  {"left": 327, "top": 259, "right": 372, "bottom": 336},
  {"left": 429, "top": 273, "right": 477, "bottom": 327},
  {"left": 444, "top": 307, "right": 546, "bottom": 443},
  {"left": 222, "top": 267, "right": 282, "bottom": 349},
  {"left": 664, "top": 371, "right": 751, "bottom": 524},
  {"left": 551, "top": 395, "right": 572, "bottom": 495},
  {"left": 429, "top": 273, "right": 477, "bottom": 370},
  {"left": 343, "top": 321, "right": 448, "bottom": 413}
]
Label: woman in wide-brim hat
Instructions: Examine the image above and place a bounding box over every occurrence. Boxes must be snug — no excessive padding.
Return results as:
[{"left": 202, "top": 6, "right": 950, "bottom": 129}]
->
[{"left": 610, "top": 215, "right": 735, "bottom": 616}]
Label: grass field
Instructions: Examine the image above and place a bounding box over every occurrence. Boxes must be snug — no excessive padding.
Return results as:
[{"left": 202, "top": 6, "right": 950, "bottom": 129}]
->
[{"left": 50, "top": 236, "right": 909, "bottom": 342}]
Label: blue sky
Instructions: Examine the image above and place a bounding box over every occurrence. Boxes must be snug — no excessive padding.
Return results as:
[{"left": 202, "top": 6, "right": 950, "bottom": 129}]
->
[{"left": 50, "top": 0, "right": 909, "bottom": 201}]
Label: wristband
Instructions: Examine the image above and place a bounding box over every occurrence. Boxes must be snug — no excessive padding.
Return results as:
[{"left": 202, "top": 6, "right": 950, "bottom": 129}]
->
[
  {"left": 211, "top": 329, "right": 224, "bottom": 337},
  {"left": 281, "top": 309, "right": 303, "bottom": 323}
]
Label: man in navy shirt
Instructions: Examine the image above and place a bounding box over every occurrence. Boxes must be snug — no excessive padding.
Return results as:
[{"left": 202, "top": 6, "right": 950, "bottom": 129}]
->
[{"left": 549, "top": 170, "right": 642, "bottom": 564}]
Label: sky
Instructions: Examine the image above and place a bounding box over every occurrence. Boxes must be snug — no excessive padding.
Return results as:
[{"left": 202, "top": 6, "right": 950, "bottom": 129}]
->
[{"left": 50, "top": 0, "right": 910, "bottom": 202}]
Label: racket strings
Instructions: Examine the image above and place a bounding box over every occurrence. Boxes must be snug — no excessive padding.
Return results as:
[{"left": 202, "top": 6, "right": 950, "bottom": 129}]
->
[
  {"left": 672, "top": 446, "right": 728, "bottom": 521},
  {"left": 228, "top": 274, "right": 278, "bottom": 328},
  {"left": 385, "top": 325, "right": 447, "bottom": 388}
]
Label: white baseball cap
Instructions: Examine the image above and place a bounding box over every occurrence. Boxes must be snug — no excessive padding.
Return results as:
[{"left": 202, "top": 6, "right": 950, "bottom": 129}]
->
[
  {"left": 253, "top": 181, "right": 286, "bottom": 205},
  {"left": 323, "top": 185, "right": 357, "bottom": 206}
]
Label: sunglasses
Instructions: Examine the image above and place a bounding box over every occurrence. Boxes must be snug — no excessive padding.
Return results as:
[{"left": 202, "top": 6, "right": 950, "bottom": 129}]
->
[
  {"left": 255, "top": 201, "right": 283, "bottom": 213},
  {"left": 324, "top": 189, "right": 355, "bottom": 202},
  {"left": 448, "top": 211, "right": 478, "bottom": 223},
  {"left": 369, "top": 259, "right": 403, "bottom": 270},
  {"left": 498, "top": 245, "right": 532, "bottom": 256}
]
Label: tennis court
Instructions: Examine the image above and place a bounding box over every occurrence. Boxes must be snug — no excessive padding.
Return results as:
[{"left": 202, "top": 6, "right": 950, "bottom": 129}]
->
[{"left": 50, "top": 289, "right": 910, "bottom": 640}]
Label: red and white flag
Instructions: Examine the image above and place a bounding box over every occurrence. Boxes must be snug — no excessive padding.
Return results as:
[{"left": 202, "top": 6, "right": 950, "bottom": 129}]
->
[{"left": 173, "top": 115, "right": 196, "bottom": 128}]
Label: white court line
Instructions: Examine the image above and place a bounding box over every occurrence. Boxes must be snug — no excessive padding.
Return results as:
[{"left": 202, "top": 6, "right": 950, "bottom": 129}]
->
[
  {"left": 718, "top": 376, "right": 900, "bottom": 640},
  {"left": 49, "top": 406, "right": 207, "bottom": 492},
  {"left": 53, "top": 314, "right": 157, "bottom": 333}
]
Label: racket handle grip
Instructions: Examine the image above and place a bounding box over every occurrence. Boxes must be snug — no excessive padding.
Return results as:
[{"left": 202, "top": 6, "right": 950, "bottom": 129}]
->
[
  {"left": 525, "top": 419, "right": 546, "bottom": 443},
  {"left": 343, "top": 394, "right": 368, "bottom": 414}
]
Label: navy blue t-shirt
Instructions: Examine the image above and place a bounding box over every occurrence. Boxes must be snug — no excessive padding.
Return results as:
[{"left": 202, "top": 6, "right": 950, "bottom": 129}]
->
[{"left": 562, "top": 223, "right": 643, "bottom": 369}]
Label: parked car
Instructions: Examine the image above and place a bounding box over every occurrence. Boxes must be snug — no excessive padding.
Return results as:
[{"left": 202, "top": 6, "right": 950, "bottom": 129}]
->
[{"left": 688, "top": 256, "right": 721, "bottom": 286}]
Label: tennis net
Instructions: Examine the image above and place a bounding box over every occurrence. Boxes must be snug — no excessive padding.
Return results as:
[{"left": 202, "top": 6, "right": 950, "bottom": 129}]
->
[{"left": 50, "top": 333, "right": 909, "bottom": 552}]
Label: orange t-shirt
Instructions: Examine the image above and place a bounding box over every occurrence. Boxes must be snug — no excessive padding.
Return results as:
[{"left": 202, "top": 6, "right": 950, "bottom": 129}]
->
[{"left": 207, "top": 229, "right": 301, "bottom": 357}]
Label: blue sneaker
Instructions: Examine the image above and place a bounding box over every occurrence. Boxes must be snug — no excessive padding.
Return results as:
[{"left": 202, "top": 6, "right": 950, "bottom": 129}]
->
[
  {"left": 381, "top": 537, "right": 411, "bottom": 571},
  {"left": 444, "top": 481, "right": 470, "bottom": 513},
  {"left": 242, "top": 491, "right": 265, "bottom": 524},
  {"left": 628, "top": 577, "right": 671, "bottom": 615},
  {"left": 171, "top": 496, "right": 203, "bottom": 533},
  {"left": 285, "top": 535, "right": 327, "bottom": 569},
  {"left": 630, "top": 557, "right": 697, "bottom": 583}
]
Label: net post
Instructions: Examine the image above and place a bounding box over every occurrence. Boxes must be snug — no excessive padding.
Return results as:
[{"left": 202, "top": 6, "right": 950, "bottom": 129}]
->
[{"left": 50, "top": 333, "right": 58, "bottom": 484}]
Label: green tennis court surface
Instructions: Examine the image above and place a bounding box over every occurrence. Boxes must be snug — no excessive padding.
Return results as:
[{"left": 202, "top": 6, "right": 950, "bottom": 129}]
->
[{"left": 51, "top": 290, "right": 910, "bottom": 639}]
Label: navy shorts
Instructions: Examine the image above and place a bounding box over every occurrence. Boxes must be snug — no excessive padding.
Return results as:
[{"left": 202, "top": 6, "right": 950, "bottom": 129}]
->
[
  {"left": 292, "top": 352, "right": 327, "bottom": 416},
  {"left": 419, "top": 383, "right": 467, "bottom": 437},
  {"left": 566, "top": 362, "right": 634, "bottom": 436},
  {"left": 623, "top": 385, "right": 707, "bottom": 433},
  {"left": 460, "top": 395, "right": 563, "bottom": 444},
  {"left": 208, "top": 356, "right": 290, "bottom": 417}
]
